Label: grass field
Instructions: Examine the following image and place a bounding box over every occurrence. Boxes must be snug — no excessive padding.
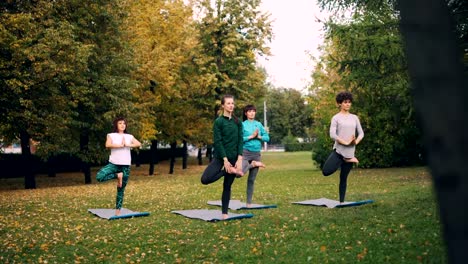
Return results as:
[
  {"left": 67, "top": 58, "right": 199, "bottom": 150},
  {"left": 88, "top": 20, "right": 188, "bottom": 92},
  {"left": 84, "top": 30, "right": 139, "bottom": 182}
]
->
[{"left": 0, "top": 152, "right": 446, "bottom": 263}]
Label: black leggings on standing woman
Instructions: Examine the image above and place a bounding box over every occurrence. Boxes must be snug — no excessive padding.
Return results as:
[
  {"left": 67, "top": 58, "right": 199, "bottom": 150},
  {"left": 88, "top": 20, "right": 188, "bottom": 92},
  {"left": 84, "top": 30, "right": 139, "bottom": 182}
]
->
[
  {"left": 201, "top": 158, "right": 237, "bottom": 214},
  {"left": 322, "top": 150, "right": 353, "bottom": 202}
]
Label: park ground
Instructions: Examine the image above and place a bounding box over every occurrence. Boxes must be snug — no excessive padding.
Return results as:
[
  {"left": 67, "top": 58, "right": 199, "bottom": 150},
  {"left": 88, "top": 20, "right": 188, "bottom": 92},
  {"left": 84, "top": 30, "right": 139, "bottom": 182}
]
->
[{"left": 0, "top": 152, "right": 445, "bottom": 263}]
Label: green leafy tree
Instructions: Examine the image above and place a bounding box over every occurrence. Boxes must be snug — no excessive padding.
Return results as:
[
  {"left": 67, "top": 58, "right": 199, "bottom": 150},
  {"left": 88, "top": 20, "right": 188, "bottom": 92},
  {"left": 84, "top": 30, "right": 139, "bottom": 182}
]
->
[
  {"left": 0, "top": 0, "right": 91, "bottom": 188},
  {"left": 123, "top": 0, "right": 209, "bottom": 173},
  {"left": 53, "top": 0, "right": 136, "bottom": 183},
  {"left": 447, "top": 0, "right": 468, "bottom": 70},
  {"left": 256, "top": 88, "right": 312, "bottom": 145},
  {"left": 0, "top": 0, "right": 136, "bottom": 187},
  {"left": 192, "top": 0, "right": 272, "bottom": 113},
  {"left": 309, "top": 2, "right": 424, "bottom": 168}
]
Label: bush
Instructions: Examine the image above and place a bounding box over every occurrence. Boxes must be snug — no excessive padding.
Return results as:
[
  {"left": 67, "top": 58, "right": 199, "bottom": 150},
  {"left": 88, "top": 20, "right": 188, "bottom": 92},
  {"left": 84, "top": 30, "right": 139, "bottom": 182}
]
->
[
  {"left": 284, "top": 143, "right": 313, "bottom": 152},
  {"left": 0, "top": 148, "right": 186, "bottom": 178}
]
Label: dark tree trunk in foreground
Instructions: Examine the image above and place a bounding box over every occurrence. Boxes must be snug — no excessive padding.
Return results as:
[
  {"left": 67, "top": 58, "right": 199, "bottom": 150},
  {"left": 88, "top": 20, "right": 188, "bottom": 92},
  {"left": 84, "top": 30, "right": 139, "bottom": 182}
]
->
[
  {"left": 182, "top": 140, "right": 188, "bottom": 169},
  {"left": 169, "top": 142, "right": 176, "bottom": 174},
  {"left": 80, "top": 133, "right": 91, "bottom": 184},
  {"left": 149, "top": 140, "right": 158, "bottom": 176},
  {"left": 20, "top": 130, "right": 36, "bottom": 189},
  {"left": 397, "top": 0, "right": 468, "bottom": 262}
]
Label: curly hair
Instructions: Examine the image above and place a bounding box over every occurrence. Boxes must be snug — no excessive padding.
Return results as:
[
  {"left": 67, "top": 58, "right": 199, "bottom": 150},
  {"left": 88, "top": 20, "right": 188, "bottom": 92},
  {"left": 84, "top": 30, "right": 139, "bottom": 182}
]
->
[{"left": 335, "top": 91, "right": 353, "bottom": 104}]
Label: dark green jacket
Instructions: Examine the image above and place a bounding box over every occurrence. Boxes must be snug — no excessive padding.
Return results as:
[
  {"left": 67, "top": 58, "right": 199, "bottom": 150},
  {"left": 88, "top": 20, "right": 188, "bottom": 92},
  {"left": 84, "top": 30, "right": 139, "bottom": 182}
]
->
[{"left": 213, "top": 115, "right": 243, "bottom": 161}]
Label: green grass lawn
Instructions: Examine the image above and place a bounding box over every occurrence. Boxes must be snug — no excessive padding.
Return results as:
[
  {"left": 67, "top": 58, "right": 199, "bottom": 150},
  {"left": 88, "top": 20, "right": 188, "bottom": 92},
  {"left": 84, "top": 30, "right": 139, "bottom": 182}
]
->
[{"left": 0, "top": 152, "right": 446, "bottom": 263}]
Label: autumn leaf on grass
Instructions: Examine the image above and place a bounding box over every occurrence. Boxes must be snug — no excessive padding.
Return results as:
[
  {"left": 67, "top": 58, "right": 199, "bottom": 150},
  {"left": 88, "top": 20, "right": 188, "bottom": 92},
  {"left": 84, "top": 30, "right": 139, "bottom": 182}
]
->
[{"left": 357, "top": 248, "right": 368, "bottom": 260}]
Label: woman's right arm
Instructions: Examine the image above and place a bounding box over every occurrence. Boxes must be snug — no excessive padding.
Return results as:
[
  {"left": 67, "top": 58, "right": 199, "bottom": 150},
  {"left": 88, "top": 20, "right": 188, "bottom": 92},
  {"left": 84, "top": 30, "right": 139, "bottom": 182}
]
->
[{"left": 213, "top": 120, "right": 226, "bottom": 159}]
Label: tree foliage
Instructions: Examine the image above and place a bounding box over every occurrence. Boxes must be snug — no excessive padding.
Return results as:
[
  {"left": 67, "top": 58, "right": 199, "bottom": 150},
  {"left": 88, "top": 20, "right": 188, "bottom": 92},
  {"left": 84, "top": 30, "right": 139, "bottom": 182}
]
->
[
  {"left": 255, "top": 88, "right": 312, "bottom": 145},
  {"left": 309, "top": 2, "right": 424, "bottom": 168},
  {"left": 447, "top": 0, "right": 468, "bottom": 70},
  {"left": 0, "top": 0, "right": 136, "bottom": 187},
  {"left": 192, "top": 0, "right": 272, "bottom": 112}
]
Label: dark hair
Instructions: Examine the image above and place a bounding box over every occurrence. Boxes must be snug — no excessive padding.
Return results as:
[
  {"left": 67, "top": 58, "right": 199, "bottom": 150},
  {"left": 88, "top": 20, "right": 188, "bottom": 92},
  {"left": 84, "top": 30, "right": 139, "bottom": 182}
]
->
[
  {"left": 336, "top": 91, "right": 353, "bottom": 104},
  {"left": 243, "top": 104, "right": 256, "bottom": 121},
  {"left": 220, "top": 94, "right": 239, "bottom": 124},
  {"left": 112, "top": 117, "right": 127, "bottom": 133}
]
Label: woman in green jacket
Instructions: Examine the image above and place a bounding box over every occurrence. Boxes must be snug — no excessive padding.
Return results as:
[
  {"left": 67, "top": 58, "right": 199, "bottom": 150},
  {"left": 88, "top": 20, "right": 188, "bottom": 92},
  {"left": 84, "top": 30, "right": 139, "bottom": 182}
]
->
[{"left": 201, "top": 94, "right": 243, "bottom": 220}]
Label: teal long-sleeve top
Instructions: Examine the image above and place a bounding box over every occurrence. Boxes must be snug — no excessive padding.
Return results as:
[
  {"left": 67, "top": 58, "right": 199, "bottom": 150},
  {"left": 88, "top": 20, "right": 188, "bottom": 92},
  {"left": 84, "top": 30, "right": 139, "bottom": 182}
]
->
[
  {"left": 242, "top": 120, "right": 270, "bottom": 152},
  {"left": 213, "top": 115, "right": 243, "bottom": 161}
]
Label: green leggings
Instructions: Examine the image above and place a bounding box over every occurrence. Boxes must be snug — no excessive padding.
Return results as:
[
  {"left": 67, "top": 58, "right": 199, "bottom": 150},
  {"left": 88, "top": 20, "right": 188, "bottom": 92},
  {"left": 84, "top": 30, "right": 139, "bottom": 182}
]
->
[{"left": 96, "top": 163, "right": 130, "bottom": 209}]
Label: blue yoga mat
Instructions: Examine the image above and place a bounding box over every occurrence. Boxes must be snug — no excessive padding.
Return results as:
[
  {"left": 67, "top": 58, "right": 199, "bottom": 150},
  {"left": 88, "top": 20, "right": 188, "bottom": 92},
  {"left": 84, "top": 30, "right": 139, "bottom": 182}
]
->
[
  {"left": 207, "top": 200, "right": 277, "bottom": 210},
  {"left": 292, "top": 198, "right": 373, "bottom": 208},
  {"left": 88, "top": 208, "right": 150, "bottom": 220},
  {"left": 172, "top": 209, "right": 253, "bottom": 222}
]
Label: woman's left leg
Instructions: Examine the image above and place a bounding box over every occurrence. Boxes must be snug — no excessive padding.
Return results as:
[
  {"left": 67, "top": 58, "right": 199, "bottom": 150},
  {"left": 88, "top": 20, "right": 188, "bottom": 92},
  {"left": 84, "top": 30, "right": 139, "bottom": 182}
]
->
[
  {"left": 245, "top": 152, "right": 262, "bottom": 205},
  {"left": 221, "top": 171, "right": 236, "bottom": 215},
  {"left": 115, "top": 165, "right": 130, "bottom": 210}
]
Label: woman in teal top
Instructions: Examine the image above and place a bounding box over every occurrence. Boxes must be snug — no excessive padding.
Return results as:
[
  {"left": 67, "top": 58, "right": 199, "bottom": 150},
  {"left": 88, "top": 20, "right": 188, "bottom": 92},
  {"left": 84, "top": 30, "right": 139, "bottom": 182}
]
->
[
  {"left": 241, "top": 104, "right": 269, "bottom": 207},
  {"left": 201, "top": 95, "right": 243, "bottom": 220}
]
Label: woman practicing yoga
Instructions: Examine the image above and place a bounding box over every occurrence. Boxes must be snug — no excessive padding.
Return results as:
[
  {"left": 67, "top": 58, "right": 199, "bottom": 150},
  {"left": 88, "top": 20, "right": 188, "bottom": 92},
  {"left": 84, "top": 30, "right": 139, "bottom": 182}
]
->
[
  {"left": 96, "top": 117, "right": 141, "bottom": 215},
  {"left": 322, "top": 91, "right": 364, "bottom": 203},
  {"left": 240, "top": 104, "right": 269, "bottom": 207},
  {"left": 200, "top": 95, "right": 244, "bottom": 219}
]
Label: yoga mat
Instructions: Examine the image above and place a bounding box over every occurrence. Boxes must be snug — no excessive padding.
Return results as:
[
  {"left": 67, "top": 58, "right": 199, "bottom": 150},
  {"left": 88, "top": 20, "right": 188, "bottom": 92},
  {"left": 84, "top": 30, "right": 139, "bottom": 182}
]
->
[
  {"left": 88, "top": 208, "right": 150, "bottom": 220},
  {"left": 292, "top": 198, "right": 373, "bottom": 208},
  {"left": 207, "top": 200, "right": 277, "bottom": 210},
  {"left": 172, "top": 209, "right": 253, "bottom": 222}
]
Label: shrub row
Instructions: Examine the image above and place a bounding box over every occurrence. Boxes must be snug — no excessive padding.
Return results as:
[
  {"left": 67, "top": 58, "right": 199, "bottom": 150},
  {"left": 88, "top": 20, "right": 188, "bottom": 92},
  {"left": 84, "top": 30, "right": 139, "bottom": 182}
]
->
[
  {"left": 0, "top": 148, "right": 186, "bottom": 178},
  {"left": 284, "top": 143, "right": 313, "bottom": 152}
]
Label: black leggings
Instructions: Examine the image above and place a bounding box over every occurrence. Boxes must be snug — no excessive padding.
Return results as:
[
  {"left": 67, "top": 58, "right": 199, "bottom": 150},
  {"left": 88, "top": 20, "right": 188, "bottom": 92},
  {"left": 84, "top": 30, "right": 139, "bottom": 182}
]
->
[
  {"left": 201, "top": 158, "right": 236, "bottom": 214},
  {"left": 322, "top": 150, "right": 353, "bottom": 202}
]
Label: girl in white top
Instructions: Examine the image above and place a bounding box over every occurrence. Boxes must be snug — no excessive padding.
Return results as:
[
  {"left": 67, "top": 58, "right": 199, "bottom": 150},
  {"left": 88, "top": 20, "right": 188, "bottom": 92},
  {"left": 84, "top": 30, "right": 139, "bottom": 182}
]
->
[{"left": 96, "top": 117, "right": 141, "bottom": 215}]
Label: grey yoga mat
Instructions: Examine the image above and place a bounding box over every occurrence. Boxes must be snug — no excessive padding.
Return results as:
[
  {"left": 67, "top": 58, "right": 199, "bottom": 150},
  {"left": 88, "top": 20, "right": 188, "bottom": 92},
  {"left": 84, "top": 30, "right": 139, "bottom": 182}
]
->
[
  {"left": 207, "top": 200, "right": 277, "bottom": 210},
  {"left": 88, "top": 208, "right": 150, "bottom": 220},
  {"left": 172, "top": 209, "right": 253, "bottom": 222},
  {"left": 292, "top": 198, "right": 373, "bottom": 208}
]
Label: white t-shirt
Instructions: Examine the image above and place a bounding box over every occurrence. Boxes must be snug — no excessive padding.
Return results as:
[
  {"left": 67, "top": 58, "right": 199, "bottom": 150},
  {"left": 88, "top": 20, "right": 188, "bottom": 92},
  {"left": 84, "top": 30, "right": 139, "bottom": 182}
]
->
[{"left": 108, "top": 133, "right": 134, "bottom": 165}]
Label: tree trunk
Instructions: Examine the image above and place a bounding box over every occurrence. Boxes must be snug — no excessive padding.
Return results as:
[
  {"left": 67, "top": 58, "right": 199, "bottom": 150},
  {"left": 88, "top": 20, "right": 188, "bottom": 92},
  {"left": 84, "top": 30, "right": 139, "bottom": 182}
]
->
[
  {"left": 134, "top": 150, "right": 141, "bottom": 167},
  {"left": 197, "top": 148, "right": 203, "bottom": 165},
  {"left": 149, "top": 140, "right": 158, "bottom": 176},
  {"left": 206, "top": 145, "right": 213, "bottom": 162},
  {"left": 169, "top": 142, "right": 176, "bottom": 174},
  {"left": 397, "top": 1, "right": 468, "bottom": 262},
  {"left": 20, "top": 130, "right": 36, "bottom": 189},
  {"left": 80, "top": 132, "right": 91, "bottom": 184},
  {"left": 182, "top": 140, "right": 188, "bottom": 169}
]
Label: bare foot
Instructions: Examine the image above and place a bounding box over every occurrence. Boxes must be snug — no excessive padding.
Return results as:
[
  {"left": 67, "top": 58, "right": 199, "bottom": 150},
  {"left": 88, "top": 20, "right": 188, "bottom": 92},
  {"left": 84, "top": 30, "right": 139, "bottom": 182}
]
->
[
  {"left": 344, "top": 157, "right": 359, "bottom": 163},
  {"left": 235, "top": 168, "right": 244, "bottom": 178},
  {"left": 222, "top": 214, "right": 229, "bottom": 220},
  {"left": 115, "top": 209, "right": 121, "bottom": 216},
  {"left": 117, "top": 172, "right": 123, "bottom": 188},
  {"left": 246, "top": 203, "right": 252, "bottom": 208},
  {"left": 251, "top": 160, "right": 266, "bottom": 168},
  {"left": 227, "top": 166, "right": 243, "bottom": 177},
  {"left": 226, "top": 166, "right": 236, "bottom": 174}
]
